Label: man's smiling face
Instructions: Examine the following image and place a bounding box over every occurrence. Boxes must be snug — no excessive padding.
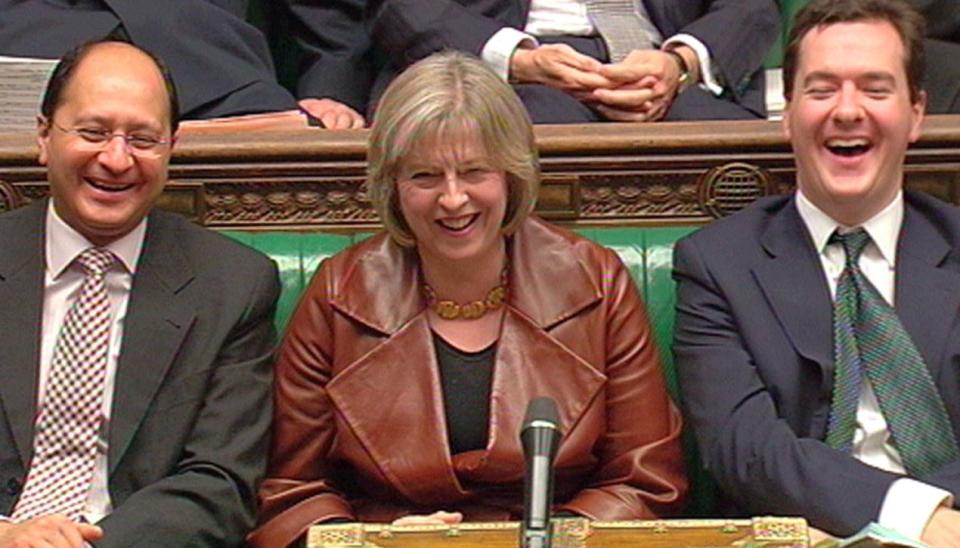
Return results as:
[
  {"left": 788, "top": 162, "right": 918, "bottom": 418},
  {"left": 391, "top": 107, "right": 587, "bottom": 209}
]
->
[
  {"left": 38, "top": 42, "right": 175, "bottom": 246},
  {"left": 783, "top": 19, "right": 925, "bottom": 226}
]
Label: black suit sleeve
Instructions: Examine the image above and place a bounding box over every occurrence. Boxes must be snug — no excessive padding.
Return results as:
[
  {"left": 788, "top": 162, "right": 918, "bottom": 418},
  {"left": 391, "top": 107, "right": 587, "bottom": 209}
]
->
[
  {"left": 93, "top": 260, "right": 280, "bottom": 547},
  {"left": 673, "top": 235, "right": 900, "bottom": 536},
  {"left": 367, "top": 0, "right": 513, "bottom": 68},
  {"left": 283, "top": 0, "right": 376, "bottom": 112},
  {"left": 671, "top": 0, "right": 780, "bottom": 99}
]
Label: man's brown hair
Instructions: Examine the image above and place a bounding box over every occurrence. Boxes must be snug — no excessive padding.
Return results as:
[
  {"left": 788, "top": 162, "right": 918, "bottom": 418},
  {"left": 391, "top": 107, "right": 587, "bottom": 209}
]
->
[{"left": 782, "top": 0, "right": 926, "bottom": 102}]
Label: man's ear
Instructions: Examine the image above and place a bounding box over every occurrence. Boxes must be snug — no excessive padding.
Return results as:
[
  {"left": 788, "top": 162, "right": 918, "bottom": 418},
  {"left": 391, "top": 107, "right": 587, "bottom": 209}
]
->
[
  {"left": 37, "top": 115, "right": 51, "bottom": 166},
  {"left": 781, "top": 100, "right": 793, "bottom": 141},
  {"left": 908, "top": 90, "right": 927, "bottom": 143}
]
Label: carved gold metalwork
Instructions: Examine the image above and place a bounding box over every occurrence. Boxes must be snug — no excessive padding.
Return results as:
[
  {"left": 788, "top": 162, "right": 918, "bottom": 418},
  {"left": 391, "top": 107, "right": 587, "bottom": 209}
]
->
[{"left": 307, "top": 517, "right": 811, "bottom": 547}]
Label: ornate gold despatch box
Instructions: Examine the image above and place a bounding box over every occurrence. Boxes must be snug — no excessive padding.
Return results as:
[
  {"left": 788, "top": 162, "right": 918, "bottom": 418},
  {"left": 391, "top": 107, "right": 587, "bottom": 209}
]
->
[{"left": 308, "top": 516, "right": 811, "bottom": 547}]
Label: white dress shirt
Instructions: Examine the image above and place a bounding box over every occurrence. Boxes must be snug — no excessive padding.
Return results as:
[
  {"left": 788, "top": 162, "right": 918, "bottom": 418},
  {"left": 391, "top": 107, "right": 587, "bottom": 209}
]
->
[
  {"left": 480, "top": 0, "right": 722, "bottom": 94},
  {"left": 796, "top": 190, "right": 953, "bottom": 540},
  {"left": 16, "top": 203, "right": 146, "bottom": 524}
]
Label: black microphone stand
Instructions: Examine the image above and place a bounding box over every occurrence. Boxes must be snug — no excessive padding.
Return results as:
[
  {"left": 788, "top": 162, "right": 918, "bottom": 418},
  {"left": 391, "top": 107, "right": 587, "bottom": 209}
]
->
[{"left": 520, "top": 397, "right": 562, "bottom": 548}]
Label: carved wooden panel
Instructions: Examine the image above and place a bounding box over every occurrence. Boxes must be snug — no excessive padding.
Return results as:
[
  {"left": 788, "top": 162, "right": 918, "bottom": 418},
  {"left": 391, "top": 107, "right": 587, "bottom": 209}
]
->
[
  {"left": 1, "top": 116, "right": 958, "bottom": 230},
  {"left": 0, "top": 180, "right": 22, "bottom": 213}
]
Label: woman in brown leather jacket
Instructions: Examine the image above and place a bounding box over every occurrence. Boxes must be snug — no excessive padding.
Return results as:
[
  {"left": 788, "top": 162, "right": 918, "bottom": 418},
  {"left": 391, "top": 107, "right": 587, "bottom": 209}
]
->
[{"left": 250, "top": 51, "right": 687, "bottom": 547}]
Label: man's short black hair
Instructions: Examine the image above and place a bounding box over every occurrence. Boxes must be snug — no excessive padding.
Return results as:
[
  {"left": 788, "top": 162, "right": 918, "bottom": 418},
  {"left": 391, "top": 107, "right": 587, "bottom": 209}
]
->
[{"left": 40, "top": 34, "right": 181, "bottom": 133}]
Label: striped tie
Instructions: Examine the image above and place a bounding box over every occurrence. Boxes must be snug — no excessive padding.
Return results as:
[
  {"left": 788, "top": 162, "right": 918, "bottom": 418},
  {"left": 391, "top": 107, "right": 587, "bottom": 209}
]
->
[
  {"left": 12, "top": 247, "right": 115, "bottom": 522},
  {"left": 586, "top": 0, "right": 661, "bottom": 62},
  {"left": 825, "top": 229, "right": 959, "bottom": 477}
]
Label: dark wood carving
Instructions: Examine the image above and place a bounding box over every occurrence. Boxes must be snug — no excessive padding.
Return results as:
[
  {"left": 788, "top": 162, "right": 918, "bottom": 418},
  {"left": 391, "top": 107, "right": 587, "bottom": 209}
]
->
[
  {"left": 1, "top": 116, "right": 958, "bottom": 230},
  {"left": 0, "top": 179, "right": 22, "bottom": 213},
  {"left": 699, "top": 162, "right": 774, "bottom": 219}
]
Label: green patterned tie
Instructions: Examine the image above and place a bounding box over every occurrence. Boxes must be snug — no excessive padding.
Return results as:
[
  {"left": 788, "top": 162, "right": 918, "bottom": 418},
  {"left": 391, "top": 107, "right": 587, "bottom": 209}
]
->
[{"left": 825, "top": 229, "right": 959, "bottom": 477}]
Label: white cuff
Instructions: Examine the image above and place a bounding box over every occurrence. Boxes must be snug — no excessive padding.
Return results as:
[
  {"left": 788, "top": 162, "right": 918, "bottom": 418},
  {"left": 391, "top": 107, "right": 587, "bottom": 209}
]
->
[
  {"left": 878, "top": 478, "right": 953, "bottom": 540},
  {"left": 481, "top": 27, "right": 539, "bottom": 81},
  {"left": 662, "top": 33, "right": 722, "bottom": 96}
]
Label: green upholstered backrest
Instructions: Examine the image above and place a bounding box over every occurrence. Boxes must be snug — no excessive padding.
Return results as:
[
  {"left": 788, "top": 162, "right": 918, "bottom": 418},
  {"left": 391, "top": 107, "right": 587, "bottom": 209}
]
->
[{"left": 222, "top": 225, "right": 715, "bottom": 516}]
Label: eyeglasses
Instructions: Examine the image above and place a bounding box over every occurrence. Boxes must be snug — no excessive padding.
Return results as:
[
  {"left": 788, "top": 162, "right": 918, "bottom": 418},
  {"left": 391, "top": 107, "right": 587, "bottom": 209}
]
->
[{"left": 49, "top": 121, "right": 172, "bottom": 155}]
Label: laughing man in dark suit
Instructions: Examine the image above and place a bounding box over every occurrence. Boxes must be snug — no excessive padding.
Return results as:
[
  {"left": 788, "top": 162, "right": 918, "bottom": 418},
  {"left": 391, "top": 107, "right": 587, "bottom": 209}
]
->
[
  {"left": 0, "top": 39, "right": 278, "bottom": 547},
  {"left": 675, "top": 0, "right": 960, "bottom": 545}
]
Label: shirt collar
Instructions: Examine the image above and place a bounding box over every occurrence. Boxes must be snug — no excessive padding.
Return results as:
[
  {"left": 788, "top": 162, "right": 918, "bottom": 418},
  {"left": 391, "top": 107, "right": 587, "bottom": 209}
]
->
[
  {"left": 45, "top": 200, "right": 147, "bottom": 279},
  {"left": 796, "top": 189, "right": 903, "bottom": 266}
]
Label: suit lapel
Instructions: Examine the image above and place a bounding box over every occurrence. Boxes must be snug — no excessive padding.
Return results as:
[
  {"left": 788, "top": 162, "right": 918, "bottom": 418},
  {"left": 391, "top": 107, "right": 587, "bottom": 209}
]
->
[
  {"left": 108, "top": 213, "right": 196, "bottom": 471},
  {"left": 325, "top": 314, "right": 466, "bottom": 505},
  {"left": 463, "top": 219, "right": 608, "bottom": 479},
  {"left": 894, "top": 202, "right": 960, "bottom": 381},
  {"left": 327, "top": 235, "right": 461, "bottom": 504},
  {"left": 641, "top": 0, "right": 668, "bottom": 34},
  {"left": 752, "top": 199, "right": 834, "bottom": 377},
  {"left": 0, "top": 202, "right": 47, "bottom": 463},
  {"left": 480, "top": 310, "right": 607, "bottom": 480}
]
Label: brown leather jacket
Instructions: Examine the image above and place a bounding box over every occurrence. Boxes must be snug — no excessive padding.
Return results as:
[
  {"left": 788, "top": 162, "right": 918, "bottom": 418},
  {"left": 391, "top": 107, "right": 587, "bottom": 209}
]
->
[{"left": 250, "top": 217, "right": 686, "bottom": 547}]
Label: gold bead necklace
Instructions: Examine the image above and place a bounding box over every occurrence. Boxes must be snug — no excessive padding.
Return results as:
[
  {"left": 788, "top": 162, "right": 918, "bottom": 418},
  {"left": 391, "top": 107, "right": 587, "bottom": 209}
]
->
[{"left": 422, "top": 265, "right": 509, "bottom": 320}]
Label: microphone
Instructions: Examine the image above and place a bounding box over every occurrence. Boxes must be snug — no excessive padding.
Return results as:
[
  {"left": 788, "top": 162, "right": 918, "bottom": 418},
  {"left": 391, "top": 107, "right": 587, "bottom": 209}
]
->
[{"left": 520, "top": 397, "right": 562, "bottom": 548}]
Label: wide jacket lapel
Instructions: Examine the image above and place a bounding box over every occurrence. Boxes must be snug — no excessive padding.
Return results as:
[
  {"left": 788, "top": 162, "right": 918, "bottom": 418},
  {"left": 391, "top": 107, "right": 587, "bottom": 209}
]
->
[
  {"left": 479, "top": 219, "right": 607, "bottom": 478},
  {"left": 108, "top": 214, "right": 196, "bottom": 471},
  {"left": 479, "top": 310, "right": 607, "bottom": 480},
  {"left": 325, "top": 236, "right": 463, "bottom": 505},
  {"left": 751, "top": 200, "right": 834, "bottom": 380},
  {"left": 0, "top": 202, "right": 47, "bottom": 464},
  {"left": 894, "top": 200, "right": 960, "bottom": 382}
]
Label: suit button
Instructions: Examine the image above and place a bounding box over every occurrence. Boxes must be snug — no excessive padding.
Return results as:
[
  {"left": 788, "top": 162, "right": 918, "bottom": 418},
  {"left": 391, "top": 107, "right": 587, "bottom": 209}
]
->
[{"left": 6, "top": 478, "right": 21, "bottom": 496}]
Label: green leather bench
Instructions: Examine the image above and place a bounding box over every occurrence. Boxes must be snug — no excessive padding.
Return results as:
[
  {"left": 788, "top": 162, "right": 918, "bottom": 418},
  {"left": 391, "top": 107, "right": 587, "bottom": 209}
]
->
[{"left": 222, "top": 225, "right": 717, "bottom": 516}]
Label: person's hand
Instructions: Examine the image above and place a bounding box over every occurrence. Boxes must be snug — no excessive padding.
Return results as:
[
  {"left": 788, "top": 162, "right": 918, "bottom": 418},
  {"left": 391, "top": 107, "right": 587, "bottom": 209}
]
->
[
  {"left": 509, "top": 44, "right": 612, "bottom": 92},
  {"left": 0, "top": 515, "right": 103, "bottom": 548},
  {"left": 298, "top": 98, "right": 365, "bottom": 129},
  {"left": 922, "top": 506, "right": 960, "bottom": 547},
  {"left": 391, "top": 511, "right": 463, "bottom": 527},
  {"left": 587, "top": 49, "right": 683, "bottom": 122},
  {"left": 807, "top": 525, "right": 835, "bottom": 545}
]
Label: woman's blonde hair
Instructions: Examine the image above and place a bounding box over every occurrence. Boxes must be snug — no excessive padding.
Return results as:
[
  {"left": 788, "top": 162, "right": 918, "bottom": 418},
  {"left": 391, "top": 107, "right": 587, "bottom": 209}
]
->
[{"left": 367, "top": 51, "right": 540, "bottom": 247}]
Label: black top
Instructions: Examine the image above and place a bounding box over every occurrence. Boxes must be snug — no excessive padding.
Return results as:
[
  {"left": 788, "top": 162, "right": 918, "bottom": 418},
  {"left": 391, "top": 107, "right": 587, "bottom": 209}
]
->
[{"left": 433, "top": 332, "right": 495, "bottom": 455}]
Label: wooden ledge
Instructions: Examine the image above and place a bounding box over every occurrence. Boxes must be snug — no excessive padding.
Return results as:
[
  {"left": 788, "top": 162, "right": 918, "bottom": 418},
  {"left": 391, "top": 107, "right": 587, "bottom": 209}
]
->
[{"left": 1, "top": 116, "right": 958, "bottom": 230}]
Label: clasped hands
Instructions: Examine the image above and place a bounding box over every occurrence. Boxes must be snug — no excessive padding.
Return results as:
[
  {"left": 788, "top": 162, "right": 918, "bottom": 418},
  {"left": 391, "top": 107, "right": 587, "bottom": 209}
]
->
[{"left": 510, "top": 44, "right": 692, "bottom": 122}]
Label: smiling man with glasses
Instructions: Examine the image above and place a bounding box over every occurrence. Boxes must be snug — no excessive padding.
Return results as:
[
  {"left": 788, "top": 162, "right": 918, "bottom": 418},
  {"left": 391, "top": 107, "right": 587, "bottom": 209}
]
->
[
  {"left": 48, "top": 123, "right": 172, "bottom": 155},
  {"left": 0, "top": 39, "right": 280, "bottom": 547}
]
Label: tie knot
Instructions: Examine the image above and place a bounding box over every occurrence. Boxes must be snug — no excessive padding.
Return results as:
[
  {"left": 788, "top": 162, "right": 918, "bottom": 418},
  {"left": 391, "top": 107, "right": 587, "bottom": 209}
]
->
[
  {"left": 830, "top": 228, "right": 871, "bottom": 267},
  {"left": 76, "top": 247, "right": 115, "bottom": 277}
]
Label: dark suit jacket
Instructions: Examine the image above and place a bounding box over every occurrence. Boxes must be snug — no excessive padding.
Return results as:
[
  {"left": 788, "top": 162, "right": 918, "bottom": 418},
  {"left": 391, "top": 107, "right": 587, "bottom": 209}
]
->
[
  {"left": 0, "top": 0, "right": 296, "bottom": 119},
  {"left": 673, "top": 191, "right": 960, "bottom": 536},
  {"left": 914, "top": 0, "right": 960, "bottom": 41},
  {"left": 0, "top": 200, "right": 280, "bottom": 546},
  {"left": 367, "top": 0, "right": 780, "bottom": 117},
  {"left": 251, "top": 217, "right": 686, "bottom": 547},
  {"left": 279, "top": 0, "right": 379, "bottom": 113},
  {"left": 911, "top": 0, "right": 960, "bottom": 113}
]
